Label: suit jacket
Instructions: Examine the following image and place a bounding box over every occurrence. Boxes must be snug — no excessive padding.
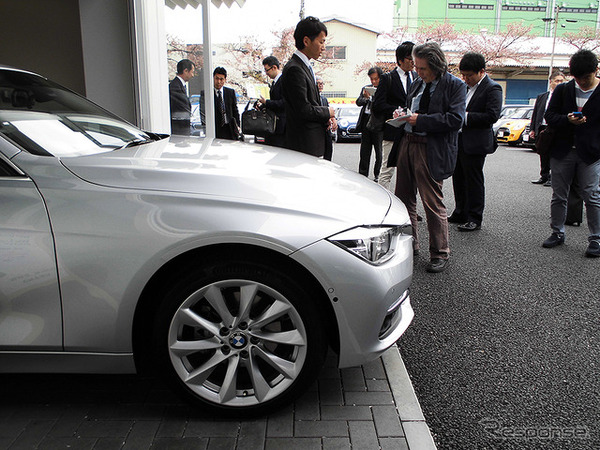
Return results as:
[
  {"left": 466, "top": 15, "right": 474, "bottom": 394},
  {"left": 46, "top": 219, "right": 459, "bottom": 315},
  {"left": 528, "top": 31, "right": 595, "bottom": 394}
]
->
[
  {"left": 530, "top": 91, "right": 549, "bottom": 135},
  {"left": 408, "top": 72, "right": 467, "bottom": 181},
  {"left": 214, "top": 86, "right": 240, "bottom": 140},
  {"left": 545, "top": 79, "right": 600, "bottom": 164},
  {"left": 461, "top": 75, "right": 502, "bottom": 155},
  {"left": 356, "top": 85, "right": 374, "bottom": 132},
  {"left": 281, "top": 53, "right": 331, "bottom": 156},
  {"left": 264, "top": 76, "right": 286, "bottom": 147},
  {"left": 169, "top": 77, "right": 191, "bottom": 135},
  {"left": 372, "top": 69, "right": 415, "bottom": 141}
]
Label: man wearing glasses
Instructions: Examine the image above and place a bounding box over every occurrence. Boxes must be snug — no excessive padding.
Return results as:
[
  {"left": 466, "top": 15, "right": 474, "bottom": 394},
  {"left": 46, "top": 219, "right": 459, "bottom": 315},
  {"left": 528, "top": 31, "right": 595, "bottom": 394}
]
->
[{"left": 257, "top": 56, "right": 286, "bottom": 147}]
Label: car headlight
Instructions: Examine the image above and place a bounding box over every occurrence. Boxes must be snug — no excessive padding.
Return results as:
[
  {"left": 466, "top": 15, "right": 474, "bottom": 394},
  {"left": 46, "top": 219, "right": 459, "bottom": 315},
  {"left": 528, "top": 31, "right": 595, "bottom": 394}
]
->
[
  {"left": 339, "top": 119, "right": 349, "bottom": 128},
  {"left": 327, "top": 225, "right": 410, "bottom": 265}
]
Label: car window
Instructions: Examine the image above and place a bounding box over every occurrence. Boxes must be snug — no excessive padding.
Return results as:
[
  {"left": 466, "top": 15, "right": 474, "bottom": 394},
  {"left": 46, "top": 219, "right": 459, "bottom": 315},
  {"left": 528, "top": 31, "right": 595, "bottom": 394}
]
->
[
  {"left": 339, "top": 108, "right": 360, "bottom": 117},
  {"left": 0, "top": 70, "right": 153, "bottom": 157}
]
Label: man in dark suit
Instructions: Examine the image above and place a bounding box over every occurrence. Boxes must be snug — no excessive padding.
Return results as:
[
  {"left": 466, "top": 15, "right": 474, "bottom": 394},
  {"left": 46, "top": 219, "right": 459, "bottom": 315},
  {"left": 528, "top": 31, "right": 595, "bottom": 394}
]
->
[
  {"left": 530, "top": 70, "right": 566, "bottom": 185},
  {"left": 281, "top": 16, "right": 337, "bottom": 157},
  {"left": 394, "top": 42, "right": 466, "bottom": 273},
  {"left": 213, "top": 67, "right": 240, "bottom": 140},
  {"left": 356, "top": 66, "right": 383, "bottom": 180},
  {"left": 258, "top": 56, "right": 286, "bottom": 147},
  {"left": 169, "top": 59, "right": 195, "bottom": 135},
  {"left": 372, "top": 41, "right": 416, "bottom": 190},
  {"left": 449, "top": 52, "right": 502, "bottom": 232},
  {"left": 542, "top": 49, "right": 600, "bottom": 257}
]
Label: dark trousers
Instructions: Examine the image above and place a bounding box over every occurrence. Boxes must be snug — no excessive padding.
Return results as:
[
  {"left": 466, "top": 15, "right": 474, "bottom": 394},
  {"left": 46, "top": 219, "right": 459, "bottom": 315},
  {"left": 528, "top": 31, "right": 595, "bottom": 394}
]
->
[
  {"left": 216, "top": 121, "right": 237, "bottom": 140},
  {"left": 395, "top": 134, "right": 450, "bottom": 259},
  {"left": 452, "top": 138, "right": 487, "bottom": 225},
  {"left": 538, "top": 126, "right": 551, "bottom": 179},
  {"left": 358, "top": 128, "right": 383, "bottom": 179}
]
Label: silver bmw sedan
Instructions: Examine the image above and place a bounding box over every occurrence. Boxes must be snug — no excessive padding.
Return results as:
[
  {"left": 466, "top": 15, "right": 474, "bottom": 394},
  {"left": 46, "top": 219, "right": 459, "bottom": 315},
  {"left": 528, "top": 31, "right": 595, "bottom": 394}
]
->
[{"left": 0, "top": 66, "right": 413, "bottom": 416}]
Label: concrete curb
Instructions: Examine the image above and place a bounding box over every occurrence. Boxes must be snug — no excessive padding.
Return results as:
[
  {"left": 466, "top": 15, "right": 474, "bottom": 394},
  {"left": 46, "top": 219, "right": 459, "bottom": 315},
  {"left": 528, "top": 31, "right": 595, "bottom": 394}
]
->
[{"left": 382, "top": 345, "right": 437, "bottom": 449}]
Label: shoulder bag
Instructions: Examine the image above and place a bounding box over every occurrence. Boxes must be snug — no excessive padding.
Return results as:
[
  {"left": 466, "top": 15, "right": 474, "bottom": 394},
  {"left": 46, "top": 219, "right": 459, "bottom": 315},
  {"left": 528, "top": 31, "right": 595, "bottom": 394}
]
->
[{"left": 241, "top": 100, "right": 277, "bottom": 136}]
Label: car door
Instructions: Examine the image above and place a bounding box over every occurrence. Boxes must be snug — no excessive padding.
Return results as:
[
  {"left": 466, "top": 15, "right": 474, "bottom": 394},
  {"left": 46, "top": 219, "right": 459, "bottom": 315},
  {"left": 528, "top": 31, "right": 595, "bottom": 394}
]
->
[{"left": 0, "top": 143, "right": 62, "bottom": 350}]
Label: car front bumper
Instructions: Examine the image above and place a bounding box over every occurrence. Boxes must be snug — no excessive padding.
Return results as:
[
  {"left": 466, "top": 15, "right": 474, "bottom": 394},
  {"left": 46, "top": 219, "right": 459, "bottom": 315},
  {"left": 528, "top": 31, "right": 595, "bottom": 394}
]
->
[{"left": 291, "top": 234, "right": 414, "bottom": 368}]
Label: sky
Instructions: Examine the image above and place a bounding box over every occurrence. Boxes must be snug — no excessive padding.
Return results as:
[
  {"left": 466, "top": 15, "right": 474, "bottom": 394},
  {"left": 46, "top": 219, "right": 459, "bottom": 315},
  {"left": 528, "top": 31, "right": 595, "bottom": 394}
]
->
[{"left": 165, "top": 0, "right": 395, "bottom": 46}]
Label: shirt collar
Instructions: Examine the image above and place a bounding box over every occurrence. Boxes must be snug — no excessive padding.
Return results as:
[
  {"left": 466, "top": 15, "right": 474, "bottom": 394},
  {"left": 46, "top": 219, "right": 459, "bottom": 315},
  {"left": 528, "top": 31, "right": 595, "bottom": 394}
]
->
[
  {"left": 176, "top": 75, "right": 187, "bottom": 86},
  {"left": 294, "top": 50, "right": 314, "bottom": 76}
]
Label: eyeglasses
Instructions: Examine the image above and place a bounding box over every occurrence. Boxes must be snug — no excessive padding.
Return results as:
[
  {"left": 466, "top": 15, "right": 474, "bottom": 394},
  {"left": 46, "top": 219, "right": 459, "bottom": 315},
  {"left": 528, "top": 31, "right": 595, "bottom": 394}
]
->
[{"left": 265, "top": 66, "right": 274, "bottom": 73}]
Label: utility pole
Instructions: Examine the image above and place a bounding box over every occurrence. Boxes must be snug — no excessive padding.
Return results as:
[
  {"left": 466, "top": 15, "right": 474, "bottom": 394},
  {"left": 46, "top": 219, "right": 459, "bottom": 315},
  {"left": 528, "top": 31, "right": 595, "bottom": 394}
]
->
[
  {"left": 299, "top": 0, "right": 305, "bottom": 20},
  {"left": 543, "top": 5, "right": 560, "bottom": 89}
]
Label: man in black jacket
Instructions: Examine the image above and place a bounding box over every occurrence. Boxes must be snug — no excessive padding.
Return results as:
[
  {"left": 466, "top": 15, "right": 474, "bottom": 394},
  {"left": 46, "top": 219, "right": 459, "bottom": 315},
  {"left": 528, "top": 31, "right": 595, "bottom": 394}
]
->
[
  {"left": 281, "top": 16, "right": 336, "bottom": 157},
  {"left": 213, "top": 67, "right": 240, "bottom": 140},
  {"left": 169, "top": 59, "right": 195, "bottom": 135},
  {"left": 450, "top": 52, "right": 502, "bottom": 232},
  {"left": 372, "top": 41, "right": 415, "bottom": 190},
  {"left": 356, "top": 66, "right": 383, "bottom": 181},
  {"left": 258, "top": 56, "right": 286, "bottom": 147},
  {"left": 529, "top": 70, "right": 566, "bottom": 185}
]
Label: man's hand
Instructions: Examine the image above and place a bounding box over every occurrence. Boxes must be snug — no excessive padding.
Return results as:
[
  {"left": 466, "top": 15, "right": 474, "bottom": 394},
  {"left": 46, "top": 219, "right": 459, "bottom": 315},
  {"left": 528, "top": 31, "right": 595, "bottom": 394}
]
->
[
  {"left": 529, "top": 130, "right": 535, "bottom": 139},
  {"left": 329, "top": 117, "right": 338, "bottom": 132},
  {"left": 567, "top": 112, "right": 586, "bottom": 125}
]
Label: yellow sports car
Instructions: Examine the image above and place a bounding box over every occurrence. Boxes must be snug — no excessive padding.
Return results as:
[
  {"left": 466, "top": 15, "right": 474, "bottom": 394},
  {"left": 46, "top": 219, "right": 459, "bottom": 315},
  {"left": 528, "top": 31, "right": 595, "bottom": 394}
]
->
[{"left": 495, "top": 106, "right": 533, "bottom": 145}]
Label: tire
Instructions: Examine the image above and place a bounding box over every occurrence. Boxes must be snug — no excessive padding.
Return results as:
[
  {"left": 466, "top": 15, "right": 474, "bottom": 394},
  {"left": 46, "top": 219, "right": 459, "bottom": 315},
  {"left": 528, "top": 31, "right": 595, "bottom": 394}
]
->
[{"left": 154, "top": 258, "right": 328, "bottom": 416}]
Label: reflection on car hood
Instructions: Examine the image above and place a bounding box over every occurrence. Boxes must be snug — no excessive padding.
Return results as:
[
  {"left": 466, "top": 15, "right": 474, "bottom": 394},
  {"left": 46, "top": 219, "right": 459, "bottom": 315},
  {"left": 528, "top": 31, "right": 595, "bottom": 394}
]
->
[{"left": 61, "top": 137, "right": 394, "bottom": 225}]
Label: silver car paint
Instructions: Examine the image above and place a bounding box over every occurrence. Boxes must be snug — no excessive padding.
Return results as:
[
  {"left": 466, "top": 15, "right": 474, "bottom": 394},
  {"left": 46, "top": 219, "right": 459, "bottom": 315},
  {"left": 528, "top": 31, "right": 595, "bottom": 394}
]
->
[{"left": 2, "top": 136, "right": 411, "bottom": 369}]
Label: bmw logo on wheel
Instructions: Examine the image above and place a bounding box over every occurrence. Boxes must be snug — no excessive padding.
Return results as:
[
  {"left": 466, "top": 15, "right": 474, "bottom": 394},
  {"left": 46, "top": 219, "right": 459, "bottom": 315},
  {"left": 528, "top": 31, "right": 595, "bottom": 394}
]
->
[{"left": 230, "top": 332, "right": 247, "bottom": 349}]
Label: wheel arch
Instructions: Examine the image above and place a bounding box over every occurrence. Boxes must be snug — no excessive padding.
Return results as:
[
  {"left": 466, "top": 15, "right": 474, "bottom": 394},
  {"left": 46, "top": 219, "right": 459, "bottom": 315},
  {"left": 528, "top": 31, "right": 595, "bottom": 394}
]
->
[{"left": 132, "top": 243, "right": 339, "bottom": 374}]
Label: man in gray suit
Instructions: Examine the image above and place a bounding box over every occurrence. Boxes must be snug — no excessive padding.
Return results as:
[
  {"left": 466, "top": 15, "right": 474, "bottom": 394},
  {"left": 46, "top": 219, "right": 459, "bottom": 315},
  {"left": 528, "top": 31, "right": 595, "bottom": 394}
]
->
[
  {"left": 394, "top": 42, "right": 466, "bottom": 273},
  {"left": 169, "top": 59, "right": 195, "bottom": 135},
  {"left": 281, "top": 16, "right": 337, "bottom": 157}
]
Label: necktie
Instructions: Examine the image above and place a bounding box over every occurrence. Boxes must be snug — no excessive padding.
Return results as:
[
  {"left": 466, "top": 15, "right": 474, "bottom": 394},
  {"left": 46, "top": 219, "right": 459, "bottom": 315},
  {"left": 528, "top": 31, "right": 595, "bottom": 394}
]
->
[
  {"left": 216, "top": 90, "right": 226, "bottom": 127},
  {"left": 418, "top": 83, "right": 432, "bottom": 114},
  {"left": 406, "top": 72, "right": 412, "bottom": 93}
]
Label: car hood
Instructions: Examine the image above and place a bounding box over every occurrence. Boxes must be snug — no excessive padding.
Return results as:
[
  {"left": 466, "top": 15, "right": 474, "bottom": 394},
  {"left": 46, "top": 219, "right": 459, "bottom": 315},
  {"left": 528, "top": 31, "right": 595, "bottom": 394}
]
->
[{"left": 60, "top": 137, "right": 396, "bottom": 226}]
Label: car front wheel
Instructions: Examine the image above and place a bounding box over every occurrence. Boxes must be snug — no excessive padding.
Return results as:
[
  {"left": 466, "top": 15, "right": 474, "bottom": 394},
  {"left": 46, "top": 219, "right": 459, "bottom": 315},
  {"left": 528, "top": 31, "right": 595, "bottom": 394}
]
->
[{"left": 154, "top": 258, "right": 328, "bottom": 416}]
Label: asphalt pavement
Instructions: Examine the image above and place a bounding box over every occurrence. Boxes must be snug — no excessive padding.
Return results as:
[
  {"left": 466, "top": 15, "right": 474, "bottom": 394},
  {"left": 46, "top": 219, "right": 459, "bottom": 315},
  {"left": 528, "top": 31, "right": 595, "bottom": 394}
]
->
[{"left": 333, "top": 140, "right": 600, "bottom": 449}]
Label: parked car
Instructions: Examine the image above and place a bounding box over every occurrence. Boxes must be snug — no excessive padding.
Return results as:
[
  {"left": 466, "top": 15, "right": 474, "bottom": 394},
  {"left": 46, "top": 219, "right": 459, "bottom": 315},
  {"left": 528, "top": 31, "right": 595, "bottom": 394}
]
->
[
  {"left": 0, "top": 66, "right": 414, "bottom": 416},
  {"left": 492, "top": 104, "right": 529, "bottom": 135},
  {"left": 495, "top": 106, "right": 534, "bottom": 145},
  {"left": 335, "top": 104, "right": 361, "bottom": 141},
  {"left": 521, "top": 123, "right": 536, "bottom": 149}
]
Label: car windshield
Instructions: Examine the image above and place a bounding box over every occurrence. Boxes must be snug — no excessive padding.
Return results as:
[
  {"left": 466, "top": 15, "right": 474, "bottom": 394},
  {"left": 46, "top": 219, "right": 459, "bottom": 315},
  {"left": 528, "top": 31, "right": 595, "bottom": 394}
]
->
[
  {"left": 337, "top": 108, "right": 360, "bottom": 118},
  {"left": 0, "top": 69, "right": 153, "bottom": 157},
  {"left": 508, "top": 107, "right": 532, "bottom": 119}
]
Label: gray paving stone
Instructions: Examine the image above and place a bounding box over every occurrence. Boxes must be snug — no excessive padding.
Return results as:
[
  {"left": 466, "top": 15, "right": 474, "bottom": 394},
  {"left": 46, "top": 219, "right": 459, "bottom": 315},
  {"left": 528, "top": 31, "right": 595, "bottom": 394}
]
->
[
  {"left": 77, "top": 420, "right": 133, "bottom": 438},
  {"left": 11, "top": 404, "right": 66, "bottom": 420},
  {"left": 320, "top": 405, "right": 372, "bottom": 421},
  {"left": 402, "top": 421, "right": 437, "bottom": 450},
  {"left": 340, "top": 367, "right": 366, "bottom": 392},
  {"left": 48, "top": 407, "right": 89, "bottom": 437},
  {"left": 294, "top": 390, "right": 320, "bottom": 420},
  {"left": 0, "top": 417, "right": 28, "bottom": 438},
  {"left": 185, "top": 420, "right": 240, "bottom": 438},
  {"left": 238, "top": 420, "right": 266, "bottom": 450},
  {"left": 88, "top": 404, "right": 165, "bottom": 420},
  {"left": 372, "top": 405, "right": 404, "bottom": 437},
  {"left": 9, "top": 419, "right": 54, "bottom": 449},
  {"left": 319, "top": 366, "right": 342, "bottom": 379},
  {"left": 318, "top": 378, "right": 343, "bottom": 405},
  {"left": 207, "top": 437, "right": 236, "bottom": 449},
  {"left": 344, "top": 391, "right": 394, "bottom": 406},
  {"left": 122, "top": 420, "right": 160, "bottom": 450},
  {"left": 150, "top": 437, "right": 209, "bottom": 449},
  {"left": 265, "top": 437, "right": 322, "bottom": 450},
  {"left": 0, "top": 438, "right": 13, "bottom": 449},
  {"left": 294, "top": 420, "right": 348, "bottom": 437},
  {"left": 322, "top": 436, "right": 351, "bottom": 450},
  {"left": 266, "top": 404, "right": 293, "bottom": 437},
  {"left": 380, "top": 437, "right": 410, "bottom": 450},
  {"left": 156, "top": 417, "right": 186, "bottom": 438},
  {"left": 362, "top": 358, "right": 386, "bottom": 379},
  {"left": 366, "top": 379, "right": 390, "bottom": 392},
  {"left": 348, "top": 421, "right": 379, "bottom": 450},
  {"left": 38, "top": 436, "right": 97, "bottom": 450},
  {"left": 93, "top": 437, "right": 126, "bottom": 449}
]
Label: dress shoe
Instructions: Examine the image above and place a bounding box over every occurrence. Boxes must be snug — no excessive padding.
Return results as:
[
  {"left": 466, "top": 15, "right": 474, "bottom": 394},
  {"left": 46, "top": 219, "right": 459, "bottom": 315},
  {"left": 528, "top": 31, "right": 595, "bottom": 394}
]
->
[
  {"left": 448, "top": 214, "right": 466, "bottom": 224},
  {"left": 543, "top": 179, "right": 552, "bottom": 187},
  {"left": 585, "top": 240, "right": 600, "bottom": 257},
  {"left": 565, "top": 221, "right": 581, "bottom": 226},
  {"left": 458, "top": 221, "right": 481, "bottom": 232},
  {"left": 426, "top": 258, "right": 449, "bottom": 273},
  {"left": 531, "top": 177, "right": 548, "bottom": 184},
  {"left": 542, "top": 232, "right": 565, "bottom": 248},
  {"left": 417, "top": 214, "right": 423, "bottom": 222}
]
